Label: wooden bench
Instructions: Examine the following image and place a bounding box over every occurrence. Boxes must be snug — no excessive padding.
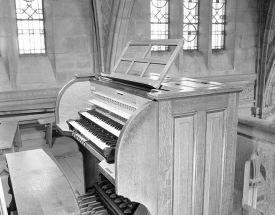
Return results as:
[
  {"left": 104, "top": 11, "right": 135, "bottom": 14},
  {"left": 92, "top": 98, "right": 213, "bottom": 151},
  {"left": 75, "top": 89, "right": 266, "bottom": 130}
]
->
[
  {"left": 0, "top": 113, "right": 54, "bottom": 148},
  {"left": 0, "top": 121, "right": 22, "bottom": 176},
  {"left": 243, "top": 204, "right": 263, "bottom": 215},
  {"left": 5, "top": 149, "right": 80, "bottom": 215}
]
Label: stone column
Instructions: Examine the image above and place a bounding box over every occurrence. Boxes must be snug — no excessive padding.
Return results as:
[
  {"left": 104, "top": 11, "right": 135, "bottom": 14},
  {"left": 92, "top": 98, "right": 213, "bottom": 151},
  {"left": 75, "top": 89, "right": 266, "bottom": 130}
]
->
[
  {"left": 2, "top": 0, "right": 19, "bottom": 89},
  {"left": 199, "top": 0, "right": 212, "bottom": 69}
]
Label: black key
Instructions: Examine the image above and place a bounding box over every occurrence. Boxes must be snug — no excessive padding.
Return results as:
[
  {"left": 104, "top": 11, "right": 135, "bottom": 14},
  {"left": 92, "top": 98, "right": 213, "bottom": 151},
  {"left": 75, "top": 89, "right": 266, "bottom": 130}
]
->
[
  {"left": 106, "top": 188, "right": 115, "bottom": 195},
  {"left": 124, "top": 208, "right": 133, "bottom": 214},
  {"left": 119, "top": 203, "right": 127, "bottom": 209},
  {"left": 114, "top": 198, "right": 122, "bottom": 204},
  {"left": 110, "top": 193, "right": 117, "bottom": 199},
  {"left": 102, "top": 184, "right": 113, "bottom": 190}
]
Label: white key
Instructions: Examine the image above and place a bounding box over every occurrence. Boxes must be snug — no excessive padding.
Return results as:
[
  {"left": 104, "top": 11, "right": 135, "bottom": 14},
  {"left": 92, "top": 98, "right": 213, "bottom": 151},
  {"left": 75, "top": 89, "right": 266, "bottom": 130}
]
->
[
  {"left": 68, "top": 121, "right": 108, "bottom": 150},
  {"left": 80, "top": 112, "right": 120, "bottom": 137}
]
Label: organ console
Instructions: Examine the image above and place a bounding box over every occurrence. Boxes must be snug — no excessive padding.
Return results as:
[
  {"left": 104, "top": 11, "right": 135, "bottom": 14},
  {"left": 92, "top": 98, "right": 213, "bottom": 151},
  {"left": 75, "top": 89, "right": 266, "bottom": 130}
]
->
[{"left": 56, "top": 39, "right": 242, "bottom": 215}]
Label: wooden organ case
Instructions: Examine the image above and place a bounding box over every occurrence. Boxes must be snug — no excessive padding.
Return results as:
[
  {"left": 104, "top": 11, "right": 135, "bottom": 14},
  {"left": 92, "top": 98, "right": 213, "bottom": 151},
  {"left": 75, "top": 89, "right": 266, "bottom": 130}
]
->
[{"left": 57, "top": 40, "right": 241, "bottom": 215}]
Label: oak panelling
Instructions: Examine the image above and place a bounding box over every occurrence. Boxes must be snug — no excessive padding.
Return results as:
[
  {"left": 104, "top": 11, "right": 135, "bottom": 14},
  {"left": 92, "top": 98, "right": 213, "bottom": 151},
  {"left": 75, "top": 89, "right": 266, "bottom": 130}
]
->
[
  {"left": 194, "top": 111, "right": 206, "bottom": 215},
  {"left": 116, "top": 101, "right": 158, "bottom": 215},
  {"left": 172, "top": 94, "right": 229, "bottom": 115},
  {"left": 203, "top": 111, "right": 225, "bottom": 215},
  {"left": 173, "top": 114, "right": 196, "bottom": 215},
  {"left": 158, "top": 101, "right": 173, "bottom": 215},
  {"left": 220, "top": 92, "right": 239, "bottom": 213}
]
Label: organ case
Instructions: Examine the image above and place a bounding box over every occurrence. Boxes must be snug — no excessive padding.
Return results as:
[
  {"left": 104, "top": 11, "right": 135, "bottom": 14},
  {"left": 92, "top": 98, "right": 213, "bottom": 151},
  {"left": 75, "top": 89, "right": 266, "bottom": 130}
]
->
[{"left": 57, "top": 40, "right": 241, "bottom": 215}]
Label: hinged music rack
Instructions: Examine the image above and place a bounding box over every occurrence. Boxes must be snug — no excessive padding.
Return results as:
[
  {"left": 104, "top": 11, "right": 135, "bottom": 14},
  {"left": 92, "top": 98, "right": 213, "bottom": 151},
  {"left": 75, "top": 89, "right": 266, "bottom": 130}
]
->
[{"left": 107, "top": 39, "right": 184, "bottom": 89}]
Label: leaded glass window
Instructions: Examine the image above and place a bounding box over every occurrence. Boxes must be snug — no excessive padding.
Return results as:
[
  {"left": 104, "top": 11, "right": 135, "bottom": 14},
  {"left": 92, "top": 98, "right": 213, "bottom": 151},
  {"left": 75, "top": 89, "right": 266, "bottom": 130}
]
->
[
  {"left": 150, "top": 0, "right": 169, "bottom": 51},
  {"left": 15, "top": 0, "right": 46, "bottom": 54},
  {"left": 183, "top": 0, "right": 199, "bottom": 50},
  {"left": 212, "top": 0, "right": 226, "bottom": 49}
]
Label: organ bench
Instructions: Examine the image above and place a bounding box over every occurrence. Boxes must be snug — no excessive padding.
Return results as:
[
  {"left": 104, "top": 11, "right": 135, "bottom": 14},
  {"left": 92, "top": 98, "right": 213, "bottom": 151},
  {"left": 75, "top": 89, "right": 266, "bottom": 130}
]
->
[
  {"left": 5, "top": 149, "right": 80, "bottom": 215},
  {"left": 1, "top": 149, "right": 147, "bottom": 215},
  {"left": 0, "top": 121, "right": 22, "bottom": 176}
]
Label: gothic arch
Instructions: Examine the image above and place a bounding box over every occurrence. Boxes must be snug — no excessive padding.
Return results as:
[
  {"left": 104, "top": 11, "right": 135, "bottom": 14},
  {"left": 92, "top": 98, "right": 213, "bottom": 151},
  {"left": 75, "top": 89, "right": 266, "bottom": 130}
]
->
[
  {"left": 263, "top": 0, "right": 275, "bottom": 107},
  {"left": 257, "top": 0, "right": 275, "bottom": 109},
  {"left": 91, "top": 0, "right": 104, "bottom": 74},
  {"left": 91, "top": 0, "right": 135, "bottom": 74},
  {"left": 105, "top": 0, "right": 135, "bottom": 73}
]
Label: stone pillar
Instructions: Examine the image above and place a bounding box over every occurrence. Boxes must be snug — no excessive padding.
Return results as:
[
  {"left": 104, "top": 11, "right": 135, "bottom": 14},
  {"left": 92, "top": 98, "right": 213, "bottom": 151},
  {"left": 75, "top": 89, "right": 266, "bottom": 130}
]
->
[
  {"left": 44, "top": 0, "right": 56, "bottom": 76},
  {"left": 2, "top": 0, "right": 19, "bottom": 89},
  {"left": 199, "top": 0, "right": 212, "bottom": 69}
]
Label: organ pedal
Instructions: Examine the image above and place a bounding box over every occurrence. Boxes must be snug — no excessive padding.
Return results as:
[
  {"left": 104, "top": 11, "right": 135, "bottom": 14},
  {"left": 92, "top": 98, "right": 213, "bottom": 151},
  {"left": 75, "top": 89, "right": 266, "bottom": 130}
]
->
[{"left": 77, "top": 181, "right": 145, "bottom": 215}]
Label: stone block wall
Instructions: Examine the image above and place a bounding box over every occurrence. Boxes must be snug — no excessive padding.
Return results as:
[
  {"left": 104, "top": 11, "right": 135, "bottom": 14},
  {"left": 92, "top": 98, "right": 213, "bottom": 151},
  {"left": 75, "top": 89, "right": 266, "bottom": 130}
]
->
[
  {"left": 0, "top": 0, "right": 95, "bottom": 113},
  {"left": 0, "top": 58, "right": 10, "bottom": 91},
  {"left": 126, "top": 0, "right": 150, "bottom": 42},
  {"left": 52, "top": 0, "right": 95, "bottom": 84},
  {"left": 0, "top": 0, "right": 95, "bottom": 90}
]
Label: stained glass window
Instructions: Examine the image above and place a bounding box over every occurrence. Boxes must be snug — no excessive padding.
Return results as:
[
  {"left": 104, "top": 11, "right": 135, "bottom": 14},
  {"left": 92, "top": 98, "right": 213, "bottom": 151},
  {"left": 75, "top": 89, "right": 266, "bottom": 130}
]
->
[
  {"left": 15, "top": 0, "right": 46, "bottom": 54},
  {"left": 183, "top": 0, "right": 199, "bottom": 50},
  {"left": 212, "top": 0, "right": 226, "bottom": 49},
  {"left": 150, "top": 0, "right": 169, "bottom": 51}
]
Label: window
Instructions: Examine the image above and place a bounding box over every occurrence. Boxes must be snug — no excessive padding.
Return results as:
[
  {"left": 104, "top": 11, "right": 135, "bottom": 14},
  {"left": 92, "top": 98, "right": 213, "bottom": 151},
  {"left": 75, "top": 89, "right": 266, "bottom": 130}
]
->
[
  {"left": 183, "top": 0, "right": 199, "bottom": 50},
  {"left": 150, "top": 0, "right": 169, "bottom": 51},
  {"left": 15, "top": 0, "right": 46, "bottom": 54},
  {"left": 212, "top": 0, "right": 226, "bottom": 49}
]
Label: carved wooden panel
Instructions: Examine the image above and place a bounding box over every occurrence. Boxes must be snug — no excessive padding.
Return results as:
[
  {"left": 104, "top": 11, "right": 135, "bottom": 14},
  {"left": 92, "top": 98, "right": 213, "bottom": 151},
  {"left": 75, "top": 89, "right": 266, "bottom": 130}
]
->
[
  {"left": 172, "top": 94, "right": 228, "bottom": 115},
  {"left": 158, "top": 101, "right": 173, "bottom": 215},
  {"left": 203, "top": 110, "right": 225, "bottom": 215},
  {"left": 173, "top": 114, "right": 196, "bottom": 215}
]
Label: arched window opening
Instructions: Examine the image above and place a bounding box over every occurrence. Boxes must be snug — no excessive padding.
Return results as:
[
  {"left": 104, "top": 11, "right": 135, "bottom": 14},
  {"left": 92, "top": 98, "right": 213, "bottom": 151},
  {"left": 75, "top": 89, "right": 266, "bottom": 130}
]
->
[
  {"left": 15, "top": 0, "right": 46, "bottom": 54},
  {"left": 183, "top": 0, "right": 199, "bottom": 50},
  {"left": 150, "top": 0, "right": 169, "bottom": 51},
  {"left": 212, "top": 0, "right": 226, "bottom": 49}
]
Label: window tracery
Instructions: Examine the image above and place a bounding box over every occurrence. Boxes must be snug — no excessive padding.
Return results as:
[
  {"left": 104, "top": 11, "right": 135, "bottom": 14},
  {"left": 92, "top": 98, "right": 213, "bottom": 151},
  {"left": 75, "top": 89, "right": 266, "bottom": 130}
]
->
[
  {"left": 150, "top": 0, "right": 169, "bottom": 51},
  {"left": 15, "top": 0, "right": 46, "bottom": 54},
  {"left": 212, "top": 0, "right": 226, "bottom": 49},
  {"left": 183, "top": 0, "right": 199, "bottom": 50}
]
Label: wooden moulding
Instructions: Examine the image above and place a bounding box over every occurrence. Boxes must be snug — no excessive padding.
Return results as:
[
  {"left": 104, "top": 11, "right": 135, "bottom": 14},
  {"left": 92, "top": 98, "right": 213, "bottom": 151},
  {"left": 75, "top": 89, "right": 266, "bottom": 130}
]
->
[{"left": 115, "top": 101, "right": 158, "bottom": 215}]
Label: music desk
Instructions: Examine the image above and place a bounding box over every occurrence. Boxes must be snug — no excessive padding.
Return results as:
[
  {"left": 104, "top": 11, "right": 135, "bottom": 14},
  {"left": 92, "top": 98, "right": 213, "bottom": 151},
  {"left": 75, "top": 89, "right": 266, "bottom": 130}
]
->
[
  {"left": 6, "top": 149, "right": 80, "bottom": 215},
  {"left": 0, "top": 121, "right": 22, "bottom": 175}
]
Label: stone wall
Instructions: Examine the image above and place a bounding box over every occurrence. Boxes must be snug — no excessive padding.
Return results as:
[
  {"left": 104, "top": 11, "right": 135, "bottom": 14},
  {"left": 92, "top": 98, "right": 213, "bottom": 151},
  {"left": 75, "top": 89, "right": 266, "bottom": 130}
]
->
[
  {"left": 0, "top": 0, "right": 95, "bottom": 113},
  {"left": 53, "top": 0, "right": 96, "bottom": 85}
]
